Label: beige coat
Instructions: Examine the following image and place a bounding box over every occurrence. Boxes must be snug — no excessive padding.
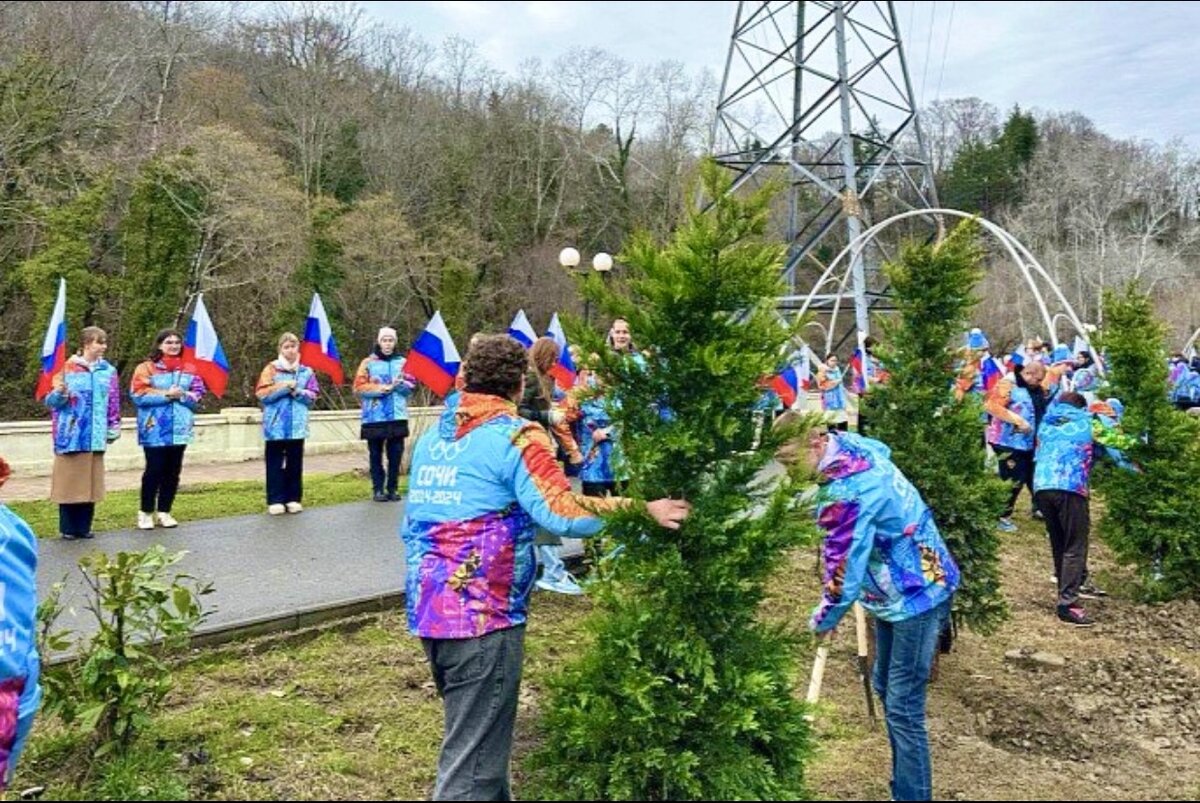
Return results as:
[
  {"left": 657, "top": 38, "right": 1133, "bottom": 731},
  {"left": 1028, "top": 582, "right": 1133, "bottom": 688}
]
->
[{"left": 50, "top": 452, "right": 106, "bottom": 504}]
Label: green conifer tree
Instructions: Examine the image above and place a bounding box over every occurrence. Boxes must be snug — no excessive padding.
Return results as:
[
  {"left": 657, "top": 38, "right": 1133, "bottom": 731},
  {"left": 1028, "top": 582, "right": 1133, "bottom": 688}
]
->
[
  {"left": 861, "top": 220, "right": 1009, "bottom": 632},
  {"left": 530, "top": 161, "right": 817, "bottom": 800},
  {"left": 1095, "top": 285, "right": 1200, "bottom": 597}
]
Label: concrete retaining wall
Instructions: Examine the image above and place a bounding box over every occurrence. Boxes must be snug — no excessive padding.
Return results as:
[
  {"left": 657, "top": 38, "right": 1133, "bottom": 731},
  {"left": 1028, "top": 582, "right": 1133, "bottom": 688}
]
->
[{"left": 0, "top": 406, "right": 443, "bottom": 477}]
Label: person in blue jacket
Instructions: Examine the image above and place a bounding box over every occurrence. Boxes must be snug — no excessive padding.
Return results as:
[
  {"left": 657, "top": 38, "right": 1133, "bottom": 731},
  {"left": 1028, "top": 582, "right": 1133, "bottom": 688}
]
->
[
  {"left": 256, "top": 333, "right": 320, "bottom": 515},
  {"left": 402, "top": 334, "right": 690, "bottom": 800},
  {"left": 985, "top": 363, "right": 1037, "bottom": 532},
  {"left": 353, "top": 327, "right": 416, "bottom": 502},
  {"left": 1034, "top": 392, "right": 1136, "bottom": 626},
  {"left": 129, "top": 329, "right": 207, "bottom": 531},
  {"left": 45, "top": 326, "right": 121, "bottom": 540},
  {"left": 1171, "top": 362, "right": 1200, "bottom": 410},
  {"left": 776, "top": 415, "right": 959, "bottom": 802},
  {"left": 0, "top": 457, "right": 43, "bottom": 791}
]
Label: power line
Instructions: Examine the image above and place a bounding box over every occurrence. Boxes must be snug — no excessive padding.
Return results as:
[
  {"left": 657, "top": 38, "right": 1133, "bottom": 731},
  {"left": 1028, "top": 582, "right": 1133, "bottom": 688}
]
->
[
  {"left": 906, "top": 0, "right": 917, "bottom": 51},
  {"left": 918, "top": 1, "right": 936, "bottom": 108},
  {"left": 933, "top": 1, "right": 956, "bottom": 103}
]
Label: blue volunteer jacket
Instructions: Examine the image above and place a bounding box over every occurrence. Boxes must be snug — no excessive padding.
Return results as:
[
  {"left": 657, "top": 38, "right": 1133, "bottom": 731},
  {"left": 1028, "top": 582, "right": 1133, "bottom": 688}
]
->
[
  {"left": 256, "top": 361, "right": 319, "bottom": 441},
  {"left": 45, "top": 358, "right": 121, "bottom": 455},
  {"left": 129, "top": 360, "right": 206, "bottom": 448},
  {"left": 0, "top": 505, "right": 42, "bottom": 789},
  {"left": 809, "top": 433, "right": 960, "bottom": 632}
]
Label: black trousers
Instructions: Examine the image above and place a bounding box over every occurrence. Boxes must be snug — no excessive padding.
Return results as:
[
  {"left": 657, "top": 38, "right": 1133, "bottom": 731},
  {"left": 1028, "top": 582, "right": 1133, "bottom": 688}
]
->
[
  {"left": 141, "top": 445, "right": 187, "bottom": 513},
  {"left": 265, "top": 439, "right": 305, "bottom": 505},
  {"left": 994, "top": 446, "right": 1034, "bottom": 518},
  {"left": 1035, "top": 490, "right": 1090, "bottom": 607},
  {"left": 59, "top": 503, "right": 95, "bottom": 536},
  {"left": 367, "top": 436, "right": 405, "bottom": 495}
]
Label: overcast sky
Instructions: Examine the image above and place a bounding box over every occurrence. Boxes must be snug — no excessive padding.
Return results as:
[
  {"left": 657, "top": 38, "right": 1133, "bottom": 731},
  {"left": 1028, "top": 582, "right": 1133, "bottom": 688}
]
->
[{"left": 357, "top": 1, "right": 1200, "bottom": 147}]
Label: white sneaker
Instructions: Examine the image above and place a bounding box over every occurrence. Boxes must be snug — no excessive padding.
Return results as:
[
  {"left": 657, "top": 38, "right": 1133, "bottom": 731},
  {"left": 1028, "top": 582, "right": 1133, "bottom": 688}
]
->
[
  {"left": 156, "top": 512, "right": 178, "bottom": 528},
  {"left": 137, "top": 511, "right": 155, "bottom": 530},
  {"left": 535, "top": 573, "right": 585, "bottom": 596},
  {"left": 285, "top": 502, "right": 303, "bottom": 514},
  {"left": 267, "top": 504, "right": 286, "bottom": 516}
]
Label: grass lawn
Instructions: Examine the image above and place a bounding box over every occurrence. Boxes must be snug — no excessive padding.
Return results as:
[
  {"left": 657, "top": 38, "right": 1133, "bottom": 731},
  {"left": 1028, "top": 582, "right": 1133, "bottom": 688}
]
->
[
  {"left": 16, "top": 595, "right": 596, "bottom": 801},
  {"left": 12, "top": 504, "right": 1200, "bottom": 800},
  {"left": 7, "top": 473, "right": 377, "bottom": 539}
]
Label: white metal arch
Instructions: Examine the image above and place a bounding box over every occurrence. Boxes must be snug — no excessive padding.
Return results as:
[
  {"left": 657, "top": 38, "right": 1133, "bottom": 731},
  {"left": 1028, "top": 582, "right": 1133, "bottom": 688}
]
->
[
  {"left": 783, "top": 209, "right": 1096, "bottom": 368},
  {"left": 1184, "top": 326, "right": 1200, "bottom": 357}
]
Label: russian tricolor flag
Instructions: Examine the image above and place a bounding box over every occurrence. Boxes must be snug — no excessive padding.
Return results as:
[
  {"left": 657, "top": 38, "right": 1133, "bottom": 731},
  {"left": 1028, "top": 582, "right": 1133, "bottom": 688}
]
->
[
  {"left": 980, "top": 355, "right": 1003, "bottom": 393},
  {"left": 35, "top": 278, "right": 67, "bottom": 401},
  {"left": 850, "top": 348, "right": 869, "bottom": 393},
  {"left": 507, "top": 310, "right": 537, "bottom": 349},
  {"left": 771, "top": 365, "right": 801, "bottom": 409},
  {"left": 301, "top": 292, "right": 345, "bottom": 384},
  {"left": 406, "top": 311, "right": 461, "bottom": 397},
  {"left": 183, "top": 294, "right": 230, "bottom": 398},
  {"left": 545, "top": 313, "right": 577, "bottom": 390},
  {"left": 771, "top": 349, "right": 811, "bottom": 409}
]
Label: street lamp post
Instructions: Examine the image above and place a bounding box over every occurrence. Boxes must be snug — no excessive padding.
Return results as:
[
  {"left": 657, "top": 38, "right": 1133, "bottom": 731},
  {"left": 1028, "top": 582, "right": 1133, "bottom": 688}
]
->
[{"left": 559, "top": 247, "right": 613, "bottom": 327}]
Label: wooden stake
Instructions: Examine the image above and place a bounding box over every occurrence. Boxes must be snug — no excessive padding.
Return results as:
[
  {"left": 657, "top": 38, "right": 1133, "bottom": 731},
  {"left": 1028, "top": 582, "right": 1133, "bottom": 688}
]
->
[
  {"left": 805, "top": 644, "right": 829, "bottom": 705},
  {"left": 854, "top": 603, "right": 877, "bottom": 723}
]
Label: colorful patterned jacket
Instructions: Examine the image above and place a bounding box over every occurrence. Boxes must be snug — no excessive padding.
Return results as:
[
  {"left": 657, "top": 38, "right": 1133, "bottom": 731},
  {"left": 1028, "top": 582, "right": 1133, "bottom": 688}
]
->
[
  {"left": 401, "top": 392, "right": 620, "bottom": 639},
  {"left": 1033, "top": 400, "right": 1135, "bottom": 497},
  {"left": 1168, "top": 359, "right": 1189, "bottom": 393},
  {"left": 1171, "top": 368, "right": 1200, "bottom": 405},
  {"left": 129, "top": 360, "right": 206, "bottom": 448},
  {"left": 0, "top": 505, "right": 43, "bottom": 789},
  {"left": 985, "top": 375, "right": 1035, "bottom": 451},
  {"left": 44, "top": 357, "right": 120, "bottom": 455},
  {"left": 810, "top": 433, "right": 960, "bottom": 632},
  {"left": 256, "top": 360, "right": 319, "bottom": 441},
  {"left": 353, "top": 354, "right": 415, "bottom": 425},
  {"left": 817, "top": 365, "right": 847, "bottom": 412},
  {"left": 517, "top": 374, "right": 583, "bottom": 465},
  {"left": 577, "top": 395, "right": 618, "bottom": 484}
]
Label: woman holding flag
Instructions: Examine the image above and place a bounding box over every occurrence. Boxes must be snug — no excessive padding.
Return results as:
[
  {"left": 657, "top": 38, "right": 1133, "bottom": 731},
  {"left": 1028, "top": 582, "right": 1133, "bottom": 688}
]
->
[
  {"left": 521, "top": 336, "right": 585, "bottom": 595},
  {"left": 816, "top": 353, "right": 849, "bottom": 431},
  {"left": 130, "top": 329, "right": 207, "bottom": 530},
  {"left": 354, "top": 327, "right": 416, "bottom": 502},
  {"left": 256, "top": 333, "right": 320, "bottom": 515},
  {"left": 44, "top": 326, "right": 121, "bottom": 540}
]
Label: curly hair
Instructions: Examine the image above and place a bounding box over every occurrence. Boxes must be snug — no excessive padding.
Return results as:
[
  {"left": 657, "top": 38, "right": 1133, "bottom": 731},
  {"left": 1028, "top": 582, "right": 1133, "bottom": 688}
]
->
[{"left": 464, "top": 335, "right": 527, "bottom": 398}]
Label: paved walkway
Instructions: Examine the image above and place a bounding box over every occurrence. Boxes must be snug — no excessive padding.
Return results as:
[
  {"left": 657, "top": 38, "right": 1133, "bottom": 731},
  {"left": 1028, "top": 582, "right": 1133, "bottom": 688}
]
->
[
  {"left": 38, "top": 499, "right": 411, "bottom": 647},
  {"left": 35, "top": 489, "right": 583, "bottom": 650}
]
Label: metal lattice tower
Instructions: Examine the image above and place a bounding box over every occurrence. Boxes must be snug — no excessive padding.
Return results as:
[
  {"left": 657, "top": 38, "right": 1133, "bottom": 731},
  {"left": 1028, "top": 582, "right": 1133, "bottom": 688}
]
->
[{"left": 709, "top": 0, "right": 938, "bottom": 340}]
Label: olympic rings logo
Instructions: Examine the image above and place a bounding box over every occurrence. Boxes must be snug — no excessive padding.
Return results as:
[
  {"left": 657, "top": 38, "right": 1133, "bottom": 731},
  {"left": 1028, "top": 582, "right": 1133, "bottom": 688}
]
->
[{"left": 429, "top": 434, "right": 471, "bottom": 461}]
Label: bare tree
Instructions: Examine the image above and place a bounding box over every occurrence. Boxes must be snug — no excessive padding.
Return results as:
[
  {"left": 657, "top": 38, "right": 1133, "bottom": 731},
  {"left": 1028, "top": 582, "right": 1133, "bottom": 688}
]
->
[
  {"left": 239, "top": 2, "right": 370, "bottom": 198},
  {"left": 922, "top": 97, "right": 999, "bottom": 173}
]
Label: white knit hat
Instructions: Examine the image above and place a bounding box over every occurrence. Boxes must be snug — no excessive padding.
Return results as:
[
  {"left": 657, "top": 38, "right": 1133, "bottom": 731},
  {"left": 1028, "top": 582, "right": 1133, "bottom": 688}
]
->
[{"left": 377, "top": 326, "right": 398, "bottom": 343}]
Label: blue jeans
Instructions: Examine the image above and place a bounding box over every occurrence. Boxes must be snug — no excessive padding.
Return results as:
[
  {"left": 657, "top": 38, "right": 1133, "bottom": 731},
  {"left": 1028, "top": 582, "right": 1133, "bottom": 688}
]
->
[
  {"left": 537, "top": 544, "right": 567, "bottom": 583},
  {"left": 423, "top": 626, "right": 526, "bottom": 800},
  {"left": 872, "top": 598, "right": 951, "bottom": 801}
]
